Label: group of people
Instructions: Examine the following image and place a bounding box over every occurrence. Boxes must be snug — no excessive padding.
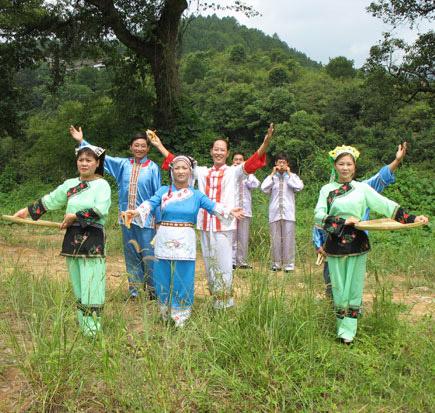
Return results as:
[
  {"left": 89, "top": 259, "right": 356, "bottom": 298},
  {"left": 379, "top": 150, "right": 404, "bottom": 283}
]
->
[{"left": 13, "top": 126, "right": 428, "bottom": 343}]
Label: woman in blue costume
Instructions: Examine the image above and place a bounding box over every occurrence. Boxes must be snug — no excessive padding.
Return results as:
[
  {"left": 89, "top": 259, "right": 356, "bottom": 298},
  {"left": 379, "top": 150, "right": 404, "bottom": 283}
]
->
[
  {"left": 69, "top": 126, "right": 161, "bottom": 299},
  {"left": 125, "top": 155, "right": 244, "bottom": 327}
]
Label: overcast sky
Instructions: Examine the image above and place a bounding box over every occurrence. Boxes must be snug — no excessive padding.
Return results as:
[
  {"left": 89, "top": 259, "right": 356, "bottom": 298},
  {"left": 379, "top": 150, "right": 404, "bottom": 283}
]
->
[{"left": 197, "top": 0, "right": 432, "bottom": 67}]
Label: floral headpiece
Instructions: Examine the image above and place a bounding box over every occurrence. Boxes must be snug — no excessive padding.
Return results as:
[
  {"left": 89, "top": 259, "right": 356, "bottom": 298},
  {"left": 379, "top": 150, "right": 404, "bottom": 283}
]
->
[
  {"left": 328, "top": 145, "right": 360, "bottom": 182},
  {"left": 328, "top": 145, "right": 360, "bottom": 162}
]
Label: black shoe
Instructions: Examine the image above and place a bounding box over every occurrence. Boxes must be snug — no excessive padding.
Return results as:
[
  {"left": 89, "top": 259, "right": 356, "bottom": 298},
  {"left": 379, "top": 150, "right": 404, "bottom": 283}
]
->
[
  {"left": 232, "top": 264, "right": 237, "bottom": 270},
  {"left": 239, "top": 264, "right": 252, "bottom": 270}
]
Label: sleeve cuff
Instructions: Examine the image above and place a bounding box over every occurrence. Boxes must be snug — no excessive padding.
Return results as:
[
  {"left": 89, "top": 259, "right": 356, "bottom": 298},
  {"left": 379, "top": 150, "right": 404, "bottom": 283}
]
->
[
  {"left": 244, "top": 152, "right": 267, "bottom": 174},
  {"left": 133, "top": 202, "right": 152, "bottom": 228},
  {"left": 28, "top": 199, "right": 47, "bottom": 221},
  {"left": 394, "top": 207, "right": 416, "bottom": 224},
  {"left": 162, "top": 152, "right": 175, "bottom": 171},
  {"left": 212, "top": 203, "right": 234, "bottom": 226}
]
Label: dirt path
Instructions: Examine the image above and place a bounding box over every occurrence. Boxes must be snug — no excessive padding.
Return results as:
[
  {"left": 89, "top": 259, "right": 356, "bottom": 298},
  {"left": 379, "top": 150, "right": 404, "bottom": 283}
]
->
[{"left": 0, "top": 233, "right": 433, "bottom": 317}]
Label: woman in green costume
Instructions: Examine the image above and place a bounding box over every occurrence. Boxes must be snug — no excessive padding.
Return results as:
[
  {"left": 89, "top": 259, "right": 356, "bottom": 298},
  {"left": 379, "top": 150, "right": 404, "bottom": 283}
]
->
[
  {"left": 314, "top": 146, "right": 428, "bottom": 344},
  {"left": 14, "top": 145, "right": 111, "bottom": 337}
]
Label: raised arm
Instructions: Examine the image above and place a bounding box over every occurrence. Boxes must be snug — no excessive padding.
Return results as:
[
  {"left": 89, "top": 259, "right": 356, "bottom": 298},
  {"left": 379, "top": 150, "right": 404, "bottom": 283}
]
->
[
  {"left": 388, "top": 142, "right": 407, "bottom": 173},
  {"left": 147, "top": 130, "right": 170, "bottom": 159},
  {"left": 69, "top": 125, "right": 84, "bottom": 144},
  {"left": 257, "top": 123, "right": 274, "bottom": 157},
  {"left": 69, "top": 126, "right": 124, "bottom": 179}
]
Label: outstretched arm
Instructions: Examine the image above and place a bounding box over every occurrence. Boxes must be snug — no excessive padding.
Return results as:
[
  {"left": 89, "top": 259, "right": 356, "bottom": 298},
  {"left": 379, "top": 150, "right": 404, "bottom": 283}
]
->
[{"left": 388, "top": 142, "right": 407, "bottom": 172}]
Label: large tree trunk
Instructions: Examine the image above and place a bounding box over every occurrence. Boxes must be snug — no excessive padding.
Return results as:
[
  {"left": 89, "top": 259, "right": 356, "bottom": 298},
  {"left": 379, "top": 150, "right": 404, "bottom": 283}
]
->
[
  {"left": 149, "top": 0, "right": 187, "bottom": 131},
  {"left": 86, "top": 0, "right": 188, "bottom": 132},
  {"left": 149, "top": 43, "right": 181, "bottom": 131}
]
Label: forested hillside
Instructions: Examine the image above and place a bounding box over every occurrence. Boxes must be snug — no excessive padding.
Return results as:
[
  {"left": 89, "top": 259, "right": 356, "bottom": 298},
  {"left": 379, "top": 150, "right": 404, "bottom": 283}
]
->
[{"left": 0, "top": 14, "right": 433, "bottom": 213}]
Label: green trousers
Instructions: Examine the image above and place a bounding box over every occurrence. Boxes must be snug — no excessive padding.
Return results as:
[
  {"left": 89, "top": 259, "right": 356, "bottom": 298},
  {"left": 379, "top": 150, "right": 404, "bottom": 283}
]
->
[
  {"left": 66, "top": 257, "right": 106, "bottom": 337},
  {"left": 328, "top": 254, "right": 367, "bottom": 341}
]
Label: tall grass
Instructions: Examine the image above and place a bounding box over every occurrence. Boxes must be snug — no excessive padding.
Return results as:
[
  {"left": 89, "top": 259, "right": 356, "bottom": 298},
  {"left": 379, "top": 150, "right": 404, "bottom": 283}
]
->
[
  {"left": 0, "top": 258, "right": 433, "bottom": 411},
  {"left": 0, "top": 174, "right": 433, "bottom": 411}
]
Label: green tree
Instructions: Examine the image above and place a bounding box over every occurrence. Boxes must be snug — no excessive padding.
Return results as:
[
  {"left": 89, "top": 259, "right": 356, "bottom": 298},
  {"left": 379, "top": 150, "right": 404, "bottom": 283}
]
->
[
  {"left": 325, "top": 56, "right": 356, "bottom": 79},
  {"left": 366, "top": 0, "right": 435, "bottom": 100},
  {"left": 228, "top": 44, "right": 246, "bottom": 63},
  {"left": 268, "top": 65, "right": 290, "bottom": 86},
  {"left": 0, "top": 1, "right": 256, "bottom": 132}
]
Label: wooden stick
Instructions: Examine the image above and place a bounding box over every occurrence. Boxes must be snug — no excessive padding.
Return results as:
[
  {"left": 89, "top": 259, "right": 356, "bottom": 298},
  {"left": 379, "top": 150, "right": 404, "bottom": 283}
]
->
[
  {"left": 315, "top": 253, "right": 324, "bottom": 266},
  {"left": 1, "top": 215, "right": 62, "bottom": 229}
]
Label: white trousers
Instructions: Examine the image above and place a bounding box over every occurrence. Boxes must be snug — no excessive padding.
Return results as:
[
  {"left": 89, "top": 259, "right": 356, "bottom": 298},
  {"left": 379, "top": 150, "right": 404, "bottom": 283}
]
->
[
  {"left": 269, "top": 220, "right": 296, "bottom": 268},
  {"left": 232, "top": 217, "right": 251, "bottom": 266},
  {"left": 200, "top": 230, "right": 234, "bottom": 308}
]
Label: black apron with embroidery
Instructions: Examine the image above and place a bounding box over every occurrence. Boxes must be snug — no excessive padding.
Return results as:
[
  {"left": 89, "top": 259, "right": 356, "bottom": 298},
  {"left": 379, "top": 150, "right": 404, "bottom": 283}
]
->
[
  {"left": 61, "top": 223, "right": 105, "bottom": 257},
  {"left": 323, "top": 182, "right": 370, "bottom": 256}
]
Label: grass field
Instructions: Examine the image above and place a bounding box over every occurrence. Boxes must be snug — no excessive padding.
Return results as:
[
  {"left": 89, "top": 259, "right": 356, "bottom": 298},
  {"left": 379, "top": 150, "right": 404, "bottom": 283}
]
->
[{"left": 0, "top": 186, "right": 433, "bottom": 412}]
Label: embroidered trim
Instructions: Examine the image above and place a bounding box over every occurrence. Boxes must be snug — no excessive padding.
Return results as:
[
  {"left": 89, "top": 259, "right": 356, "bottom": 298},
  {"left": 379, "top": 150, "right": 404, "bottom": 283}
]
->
[
  {"left": 77, "top": 301, "right": 104, "bottom": 316},
  {"left": 127, "top": 159, "right": 151, "bottom": 209},
  {"left": 203, "top": 166, "right": 226, "bottom": 231},
  {"left": 76, "top": 208, "right": 100, "bottom": 226},
  {"left": 161, "top": 187, "right": 193, "bottom": 209},
  {"left": 323, "top": 215, "right": 346, "bottom": 236},
  {"left": 28, "top": 199, "right": 47, "bottom": 221},
  {"left": 67, "top": 181, "right": 89, "bottom": 198},
  {"left": 336, "top": 308, "right": 347, "bottom": 319},
  {"left": 394, "top": 207, "right": 416, "bottom": 224},
  {"left": 160, "top": 221, "right": 194, "bottom": 228},
  {"left": 348, "top": 308, "right": 359, "bottom": 319},
  {"left": 327, "top": 183, "right": 353, "bottom": 214}
]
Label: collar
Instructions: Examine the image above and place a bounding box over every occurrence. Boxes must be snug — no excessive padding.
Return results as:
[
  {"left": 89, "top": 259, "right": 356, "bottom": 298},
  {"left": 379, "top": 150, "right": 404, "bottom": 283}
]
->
[
  {"left": 130, "top": 157, "right": 150, "bottom": 166},
  {"left": 212, "top": 163, "right": 228, "bottom": 172}
]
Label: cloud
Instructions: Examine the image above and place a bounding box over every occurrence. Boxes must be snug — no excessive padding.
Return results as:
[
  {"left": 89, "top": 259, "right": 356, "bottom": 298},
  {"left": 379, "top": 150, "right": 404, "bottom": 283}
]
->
[{"left": 197, "top": 0, "right": 430, "bottom": 67}]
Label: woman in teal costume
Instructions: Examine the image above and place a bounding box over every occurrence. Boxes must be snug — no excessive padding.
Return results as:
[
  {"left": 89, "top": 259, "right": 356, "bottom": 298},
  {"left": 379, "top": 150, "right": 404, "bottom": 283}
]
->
[
  {"left": 314, "top": 146, "right": 428, "bottom": 344},
  {"left": 14, "top": 145, "right": 111, "bottom": 337}
]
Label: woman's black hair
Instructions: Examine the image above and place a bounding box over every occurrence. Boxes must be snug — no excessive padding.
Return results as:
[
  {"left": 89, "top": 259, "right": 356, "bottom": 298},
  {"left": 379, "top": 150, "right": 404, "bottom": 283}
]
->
[
  {"left": 129, "top": 132, "right": 150, "bottom": 146},
  {"left": 210, "top": 138, "right": 230, "bottom": 150},
  {"left": 76, "top": 147, "right": 105, "bottom": 176},
  {"left": 334, "top": 152, "right": 356, "bottom": 164}
]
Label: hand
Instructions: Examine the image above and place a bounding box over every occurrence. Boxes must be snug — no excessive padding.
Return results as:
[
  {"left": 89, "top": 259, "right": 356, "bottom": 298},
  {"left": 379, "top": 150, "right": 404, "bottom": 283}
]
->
[
  {"left": 146, "top": 130, "right": 161, "bottom": 147},
  {"left": 13, "top": 208, "right": 29, "bottom": 219},
  {"left": 316, "top": 246, "right": 326, "bottom": 256},
  {"left": 125, "top": 209, "right": 139, "bottom": 218},
  {"left": 271, "top": 166, "right": 277, "bottom": 176},
  {"left": 345, "top": 216, "right": 360, "bottom": 225},
  {"left": 61, "top": 213, "right": 77, "bottom": 229},
  {"left": 69, "top": 125, "right": 83, "bottom": 143},
  {"left": 414, "top": 215, "right": 429, "bottom": 224},
  {"left": 264, "top": 122, "right": 274, "bottom": 143},
  {"left": 395, "top": 142, "right": 407, "bottom": 163},
  {"left": 286, "top": 165, "right": 291, "bottom": 174},
  {"left": 231, "top": 207, "right": 245, "bottom": 220}
]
